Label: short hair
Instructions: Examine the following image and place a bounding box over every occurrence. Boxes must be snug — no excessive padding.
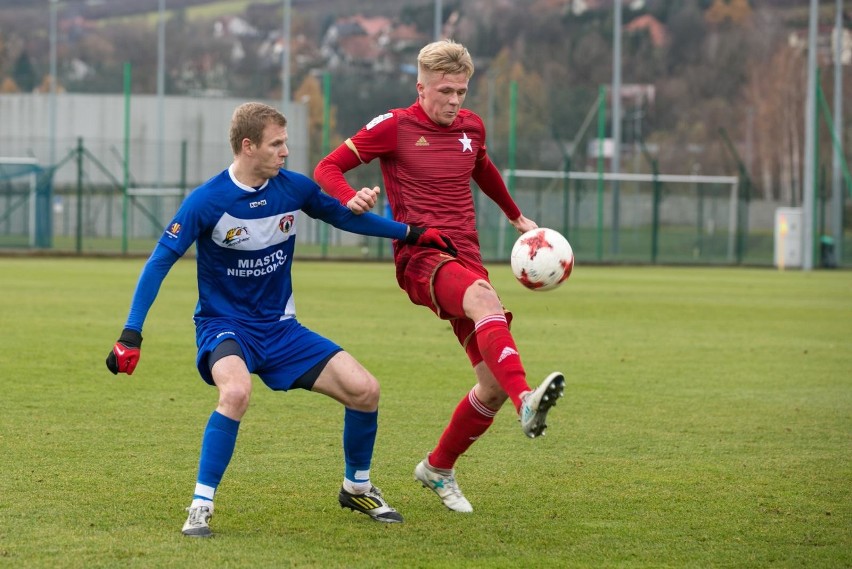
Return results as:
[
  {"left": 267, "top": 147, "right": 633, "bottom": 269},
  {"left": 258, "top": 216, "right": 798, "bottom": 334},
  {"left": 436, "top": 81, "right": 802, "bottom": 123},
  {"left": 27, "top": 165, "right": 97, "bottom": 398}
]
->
[
  {"left": 229, "top": 102, "right": 287, "bottom": 155},
  {"left": 417, "top": 39, "right": 475, "bottom": 83}
]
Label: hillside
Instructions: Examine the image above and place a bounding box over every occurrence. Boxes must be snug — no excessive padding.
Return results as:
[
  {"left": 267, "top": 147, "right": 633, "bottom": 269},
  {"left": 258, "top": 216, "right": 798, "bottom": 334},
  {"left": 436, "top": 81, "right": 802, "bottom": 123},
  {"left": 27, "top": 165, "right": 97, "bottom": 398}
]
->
[{"left": 0, "top": 0, "right": 848, "bottom": 205}]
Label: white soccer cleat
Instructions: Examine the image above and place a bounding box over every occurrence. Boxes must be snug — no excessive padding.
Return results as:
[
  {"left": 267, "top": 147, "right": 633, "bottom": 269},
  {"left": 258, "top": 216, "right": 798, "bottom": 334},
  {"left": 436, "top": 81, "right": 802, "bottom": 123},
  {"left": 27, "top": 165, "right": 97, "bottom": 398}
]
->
[
  {"left": 182, "top": 505, "right": 213, "bottom": 537},
  {"left": 414, "top": 459, "right": 473, "bottom": 513},
  {"left": 520, "top": 372, "right": 565, "bottom": 438}
]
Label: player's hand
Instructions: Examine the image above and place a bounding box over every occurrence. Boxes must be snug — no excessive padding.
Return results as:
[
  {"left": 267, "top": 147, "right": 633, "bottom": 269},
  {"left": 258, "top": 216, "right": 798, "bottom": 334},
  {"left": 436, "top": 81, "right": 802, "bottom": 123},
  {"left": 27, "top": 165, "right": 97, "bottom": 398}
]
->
[
  {"left": 346, "top": 186, "right": 381, "bottom": 215},
  {"left": 405, "top": 226, "right": 458, "bottom": 257},
  {"left": 510, "top": 215, "right": 537, "bottom": 234},
  {"left": 106, "top": 328, "right": 143, "bottom": 375}
]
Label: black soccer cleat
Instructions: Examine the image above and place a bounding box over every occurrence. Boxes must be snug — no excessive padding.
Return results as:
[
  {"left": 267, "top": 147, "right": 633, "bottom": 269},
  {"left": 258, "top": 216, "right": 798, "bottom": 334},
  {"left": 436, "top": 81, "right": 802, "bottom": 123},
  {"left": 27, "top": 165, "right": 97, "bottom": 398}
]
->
[{"left": 338, "top": 486, "right": 404, "bottom": 523}]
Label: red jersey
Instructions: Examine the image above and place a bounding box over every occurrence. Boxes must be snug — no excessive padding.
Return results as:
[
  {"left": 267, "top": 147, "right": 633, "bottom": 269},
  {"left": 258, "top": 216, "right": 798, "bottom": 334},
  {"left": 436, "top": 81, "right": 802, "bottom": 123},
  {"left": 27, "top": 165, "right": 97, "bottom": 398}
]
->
[{"left": 318, "top": 100, "right": 521, "bottom": 271}]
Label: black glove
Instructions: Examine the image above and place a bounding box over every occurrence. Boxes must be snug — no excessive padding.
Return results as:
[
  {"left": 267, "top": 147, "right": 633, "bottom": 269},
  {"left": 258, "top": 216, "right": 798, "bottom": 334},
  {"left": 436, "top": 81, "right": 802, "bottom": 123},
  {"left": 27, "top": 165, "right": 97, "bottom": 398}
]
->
[
  {"left": 405, "top": 226, "right": 458, "bottom": 257},
  {"left": 106, "top": 328, "right": 143, "bottom": 375}
]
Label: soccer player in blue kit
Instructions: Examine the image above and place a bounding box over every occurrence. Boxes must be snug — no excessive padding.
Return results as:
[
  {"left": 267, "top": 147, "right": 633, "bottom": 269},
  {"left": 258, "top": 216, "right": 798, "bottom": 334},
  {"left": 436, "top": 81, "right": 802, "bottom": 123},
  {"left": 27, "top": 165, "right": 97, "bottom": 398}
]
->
[{"left": 105, "top": 102, "right": 456, "bottom": 537}]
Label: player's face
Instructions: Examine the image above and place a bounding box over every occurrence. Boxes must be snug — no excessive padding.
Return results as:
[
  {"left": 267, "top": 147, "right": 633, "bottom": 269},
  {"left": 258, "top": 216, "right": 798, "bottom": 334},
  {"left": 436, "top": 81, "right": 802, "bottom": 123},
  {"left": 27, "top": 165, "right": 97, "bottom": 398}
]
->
[
  {"left": 251, "top": 123, "right": 289, "bottom": 180},
  {"left": 418, "top": 71, "right": 469, "bottom": 126}
]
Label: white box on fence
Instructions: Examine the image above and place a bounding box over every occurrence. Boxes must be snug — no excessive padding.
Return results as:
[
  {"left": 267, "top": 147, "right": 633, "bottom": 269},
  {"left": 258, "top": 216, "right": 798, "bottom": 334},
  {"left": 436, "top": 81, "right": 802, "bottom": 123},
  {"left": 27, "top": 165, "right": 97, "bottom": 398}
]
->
[{"left": 774, "top": 207, "right": 803, "bottom": 269}]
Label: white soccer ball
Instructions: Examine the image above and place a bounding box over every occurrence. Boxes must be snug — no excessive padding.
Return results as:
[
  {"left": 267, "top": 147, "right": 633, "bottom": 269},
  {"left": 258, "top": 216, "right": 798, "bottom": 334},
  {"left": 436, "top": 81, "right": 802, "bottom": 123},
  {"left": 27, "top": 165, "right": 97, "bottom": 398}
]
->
[{"left": 510, "top": 228, "right": 574, "bottom": 291}]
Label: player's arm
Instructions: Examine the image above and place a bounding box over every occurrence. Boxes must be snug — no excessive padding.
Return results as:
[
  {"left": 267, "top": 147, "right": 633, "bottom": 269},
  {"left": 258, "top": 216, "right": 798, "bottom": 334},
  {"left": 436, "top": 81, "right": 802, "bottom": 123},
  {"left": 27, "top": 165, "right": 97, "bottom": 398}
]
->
[
  {"left": 313, "top": 142, "right": 361, "bottom": 208},
  {"left": 314, "top": 142, "right": 382, "bottom": 214},
  {"left": 305, "top": 189, "right": 456, "bottom": 255},
  {"left": 472, "top": 153, "right": 525, "bottom": 222},
  {"left": 106, "top": 244, "right": 180, "bottom": 375},
  {"left": 473, "top": 154, "right": 538, "bottom": 233},
  {"left": 315, "top": 112, "right": 398, "bottom": 214},
  {"left": 342, "top": 212, "right": 456, "bottom": 256}
]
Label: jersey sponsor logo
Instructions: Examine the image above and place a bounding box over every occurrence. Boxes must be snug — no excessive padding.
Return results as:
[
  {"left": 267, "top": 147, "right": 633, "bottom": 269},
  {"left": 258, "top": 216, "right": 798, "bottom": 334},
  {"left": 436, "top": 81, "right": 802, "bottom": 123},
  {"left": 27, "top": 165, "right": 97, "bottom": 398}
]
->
[
  {"left": 222, "top": 226, "right": 250, "bottom": 247},
  {"left": 227, "top": 250, "right": 288, "bottom": 278},
  {"left": 366, "top": 112, "right": 393, "bottom": 130},
  {"left": 249, "top": 199, "right": 267, "bottom": 208},
  {"left": 458, "top": 132, "right": 473, "bottom": 152},
  {"left": 165, "top": 221, "right": 182, "bottom": 239},
  {"left": 212, "top": 211, "right": 298, "bottom": 251},
  {"left": 415, "top": 136, "right": 429, "bottom": 147}
]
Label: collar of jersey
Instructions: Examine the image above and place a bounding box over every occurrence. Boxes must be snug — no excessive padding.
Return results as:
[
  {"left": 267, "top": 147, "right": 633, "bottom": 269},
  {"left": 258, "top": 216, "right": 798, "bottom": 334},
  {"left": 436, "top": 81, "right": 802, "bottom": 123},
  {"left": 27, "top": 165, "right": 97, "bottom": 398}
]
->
[{"left": 228, "top": 163, "right": 268, "bottom": 192}]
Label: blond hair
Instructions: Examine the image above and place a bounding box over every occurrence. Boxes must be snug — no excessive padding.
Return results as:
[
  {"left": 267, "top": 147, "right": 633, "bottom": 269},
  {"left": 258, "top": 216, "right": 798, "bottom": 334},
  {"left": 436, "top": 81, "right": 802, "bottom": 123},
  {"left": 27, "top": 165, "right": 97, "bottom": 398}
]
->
[
  {"left": 229, "top": 102, "right": 287, "bottom": 155},
  {"left": 417, "top": 39, "right": 475, "bottom": 83}
]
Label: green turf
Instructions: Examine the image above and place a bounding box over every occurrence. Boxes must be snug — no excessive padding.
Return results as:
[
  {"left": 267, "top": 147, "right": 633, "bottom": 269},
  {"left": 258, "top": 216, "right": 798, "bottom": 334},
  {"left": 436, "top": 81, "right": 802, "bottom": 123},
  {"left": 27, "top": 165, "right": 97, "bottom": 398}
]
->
[{"left": 0, "top": 258, "right": 849, "bottom": 568}]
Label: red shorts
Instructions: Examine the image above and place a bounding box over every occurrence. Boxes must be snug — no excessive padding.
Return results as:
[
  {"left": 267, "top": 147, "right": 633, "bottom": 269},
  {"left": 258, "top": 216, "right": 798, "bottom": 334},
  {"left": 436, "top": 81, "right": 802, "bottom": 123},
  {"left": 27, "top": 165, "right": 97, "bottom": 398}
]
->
[{"left": 397, "top": 248, "right": 511, "bottom": 366}]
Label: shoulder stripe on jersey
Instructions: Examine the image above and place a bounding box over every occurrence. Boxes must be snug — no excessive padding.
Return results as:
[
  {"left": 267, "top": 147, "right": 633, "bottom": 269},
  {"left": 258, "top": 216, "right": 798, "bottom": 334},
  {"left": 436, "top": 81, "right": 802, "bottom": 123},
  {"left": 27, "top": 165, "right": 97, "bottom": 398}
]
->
[
  {"left": 344, "top": 138, "right": 365, "bottom": 165},
  {"left": 366, "top": 112, "right": 393, "bottom": 130}
]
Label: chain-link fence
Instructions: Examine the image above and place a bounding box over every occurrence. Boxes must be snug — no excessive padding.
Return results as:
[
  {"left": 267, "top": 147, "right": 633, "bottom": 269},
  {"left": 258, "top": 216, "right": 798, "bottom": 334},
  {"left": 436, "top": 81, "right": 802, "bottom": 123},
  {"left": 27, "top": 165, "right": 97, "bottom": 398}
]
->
[{"left": 6, "top": 143, "right": 848, "bottom": 268}]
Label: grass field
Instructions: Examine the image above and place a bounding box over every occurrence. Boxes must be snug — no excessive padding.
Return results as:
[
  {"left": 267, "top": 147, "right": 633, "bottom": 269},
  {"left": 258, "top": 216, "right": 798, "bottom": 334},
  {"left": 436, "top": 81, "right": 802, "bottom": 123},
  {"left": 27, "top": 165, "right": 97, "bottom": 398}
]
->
[{"left": 0, "top": 258, "right": 849, "bottom": 568}]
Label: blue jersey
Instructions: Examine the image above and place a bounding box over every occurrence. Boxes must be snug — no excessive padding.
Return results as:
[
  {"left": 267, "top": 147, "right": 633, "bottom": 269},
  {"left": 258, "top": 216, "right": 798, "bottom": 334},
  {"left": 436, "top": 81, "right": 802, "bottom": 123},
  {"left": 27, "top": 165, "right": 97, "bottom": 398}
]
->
[{"left": 125, "top": 165, "right": 407, "bottom": 331}]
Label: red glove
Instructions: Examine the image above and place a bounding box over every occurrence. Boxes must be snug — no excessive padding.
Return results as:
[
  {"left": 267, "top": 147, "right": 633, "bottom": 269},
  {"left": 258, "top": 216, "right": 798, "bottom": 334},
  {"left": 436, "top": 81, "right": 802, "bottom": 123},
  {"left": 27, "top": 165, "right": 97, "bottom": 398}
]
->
[
  {"left": 405, "top": 226, "right": 458, "bottom": 257},
  {"left": 106, "top": 328, "right": 143, "bottom": 375}
]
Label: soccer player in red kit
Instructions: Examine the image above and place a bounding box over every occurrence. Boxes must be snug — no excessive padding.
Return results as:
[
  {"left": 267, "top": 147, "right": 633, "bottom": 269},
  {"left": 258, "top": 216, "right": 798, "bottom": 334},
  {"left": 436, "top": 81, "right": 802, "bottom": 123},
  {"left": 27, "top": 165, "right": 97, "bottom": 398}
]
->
[{"left": 314, "top": 39, "right": 565, "bottom": 513}]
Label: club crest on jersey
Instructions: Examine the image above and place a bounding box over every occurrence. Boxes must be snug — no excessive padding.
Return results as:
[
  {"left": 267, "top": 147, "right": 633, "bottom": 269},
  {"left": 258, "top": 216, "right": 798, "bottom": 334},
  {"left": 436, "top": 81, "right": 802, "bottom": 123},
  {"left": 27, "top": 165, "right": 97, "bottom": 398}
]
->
[
  {"left": 165, "top": 221, "right": 181, "bottom": 239},
  {"left": 222, "top": 226, "right": 250, "bottom": 246},
  {"left": 278, "top": 214, "right": 294, "bottom": 234}
]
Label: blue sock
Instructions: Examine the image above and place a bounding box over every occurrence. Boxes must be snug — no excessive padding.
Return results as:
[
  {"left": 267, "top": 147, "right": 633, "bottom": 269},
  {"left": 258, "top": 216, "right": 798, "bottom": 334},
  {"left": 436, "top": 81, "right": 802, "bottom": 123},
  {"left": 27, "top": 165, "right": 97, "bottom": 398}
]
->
[
  {"left": 343, "top": 408, "right": 378, "bottom": 486},
  {"left": 193, "top": 411, "right": 240, "bottom": 502}
]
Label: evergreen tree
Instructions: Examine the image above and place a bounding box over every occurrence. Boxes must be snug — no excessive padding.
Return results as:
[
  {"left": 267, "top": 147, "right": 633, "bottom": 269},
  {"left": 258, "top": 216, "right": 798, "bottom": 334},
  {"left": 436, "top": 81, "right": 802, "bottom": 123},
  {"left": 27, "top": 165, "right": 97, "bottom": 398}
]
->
[{"left": 12, "top": 50, "right": 36, "bottom": 92}]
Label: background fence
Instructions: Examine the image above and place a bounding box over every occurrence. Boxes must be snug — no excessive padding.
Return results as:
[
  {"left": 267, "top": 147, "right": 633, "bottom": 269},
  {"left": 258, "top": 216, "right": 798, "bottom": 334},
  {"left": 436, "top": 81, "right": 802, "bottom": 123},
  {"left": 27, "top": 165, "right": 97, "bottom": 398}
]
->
[
  {"left": 3, "top": 145, "right": 846, "bottom": 267},
  {"left": 0, "top": 88, "right": 848, "bottom": 267}
]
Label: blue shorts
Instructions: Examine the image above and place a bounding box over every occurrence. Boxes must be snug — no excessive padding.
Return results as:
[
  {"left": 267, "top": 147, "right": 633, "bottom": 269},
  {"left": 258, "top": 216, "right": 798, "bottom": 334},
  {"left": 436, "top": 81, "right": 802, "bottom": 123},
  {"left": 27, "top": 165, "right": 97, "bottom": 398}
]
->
[{"left": 195, "top": 317, "right": 341, "bottom": 391}]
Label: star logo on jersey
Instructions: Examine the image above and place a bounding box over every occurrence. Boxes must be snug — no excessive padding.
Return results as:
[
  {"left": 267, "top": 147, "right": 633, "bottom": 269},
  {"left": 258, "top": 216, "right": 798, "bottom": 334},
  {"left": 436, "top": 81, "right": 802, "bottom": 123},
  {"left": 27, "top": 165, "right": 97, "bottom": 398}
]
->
[{"left": 458, "top": 132, "right": 473, "bottom": 152}]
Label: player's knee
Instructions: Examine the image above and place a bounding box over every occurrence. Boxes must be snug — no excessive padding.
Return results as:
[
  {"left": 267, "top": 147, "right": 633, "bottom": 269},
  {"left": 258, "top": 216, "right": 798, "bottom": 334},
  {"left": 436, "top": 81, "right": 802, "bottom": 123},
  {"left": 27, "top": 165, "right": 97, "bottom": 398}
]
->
[
  {"left": 471, "top": 379, "right": 510, "bottom": 410},
  {"left": 478, "top": 388, "right": 509, "bottom": 410},
  {"left": 218, "top": 383, "right": 251, "bottom": 416},
  {"left": 348, "top": 376, "right": 380, "bottom": 411},
  {"left": 464, "top": 279, "right": 502, "bottom": 316},
  {"left": 471, "top": 279, "right": 498, "bottom": 301}
]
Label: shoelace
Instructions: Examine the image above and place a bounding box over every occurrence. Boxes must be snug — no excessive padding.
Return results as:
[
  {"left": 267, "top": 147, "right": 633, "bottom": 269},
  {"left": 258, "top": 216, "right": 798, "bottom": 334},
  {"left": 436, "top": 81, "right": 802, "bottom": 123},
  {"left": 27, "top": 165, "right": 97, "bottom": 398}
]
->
[
  {"left": 359, "top": 487, "right": 397, "bottom": 513},
  {"left": 439, "top": 474, "right": 465, "bottom": 498},
  {"left": 186, "top": 507, "right": 211, "bottom": 526}
]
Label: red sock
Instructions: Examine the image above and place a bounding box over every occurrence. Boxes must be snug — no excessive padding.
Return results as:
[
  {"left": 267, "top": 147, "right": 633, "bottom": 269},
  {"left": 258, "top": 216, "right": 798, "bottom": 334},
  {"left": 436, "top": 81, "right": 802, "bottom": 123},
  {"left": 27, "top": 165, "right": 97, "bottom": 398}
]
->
[
  {"left": 429, "top": 388, "right": 497, "bottom": 470},
  {"left": 474, "top": 315, "right": 529, "bottom": 411}
]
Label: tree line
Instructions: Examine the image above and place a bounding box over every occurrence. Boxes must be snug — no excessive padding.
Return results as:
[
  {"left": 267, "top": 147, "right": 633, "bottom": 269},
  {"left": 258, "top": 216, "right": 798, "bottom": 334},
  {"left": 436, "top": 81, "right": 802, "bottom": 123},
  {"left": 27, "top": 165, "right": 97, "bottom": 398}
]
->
[{"left": 0, "top": 0, "right": 848, "bottom": 205}]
